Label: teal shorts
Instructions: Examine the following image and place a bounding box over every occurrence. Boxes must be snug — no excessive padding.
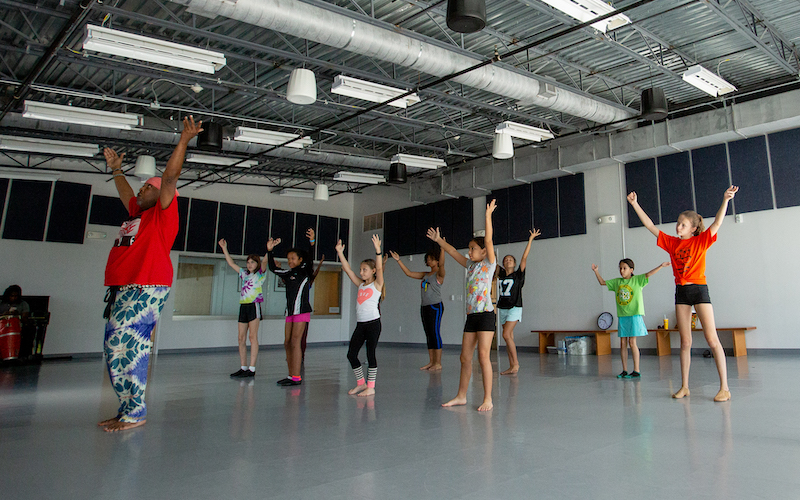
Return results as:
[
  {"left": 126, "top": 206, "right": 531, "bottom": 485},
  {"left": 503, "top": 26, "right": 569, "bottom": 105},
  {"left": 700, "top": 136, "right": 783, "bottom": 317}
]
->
[
  {"left": 498, "top": 306, "right": 522, "bottom": 325},
  {"left": 618, "top": 315, "right": 647, "bottom": 337}
]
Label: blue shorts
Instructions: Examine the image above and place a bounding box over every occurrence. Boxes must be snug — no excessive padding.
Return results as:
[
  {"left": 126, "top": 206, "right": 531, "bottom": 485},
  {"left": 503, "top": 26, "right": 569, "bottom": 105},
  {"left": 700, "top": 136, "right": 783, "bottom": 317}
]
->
[
  {"left": 498, "top": 307, "right": 522, "bottom": 325},
  {"left": 618, "top": 315, "right": 647, "bottom": 338}
]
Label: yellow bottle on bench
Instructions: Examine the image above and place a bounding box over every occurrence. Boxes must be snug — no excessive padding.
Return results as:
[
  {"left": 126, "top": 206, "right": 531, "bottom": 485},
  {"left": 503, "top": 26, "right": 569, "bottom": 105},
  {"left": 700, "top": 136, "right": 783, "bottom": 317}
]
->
[{"left": 663, "top": 316, "right": 669, "bottom": 329}]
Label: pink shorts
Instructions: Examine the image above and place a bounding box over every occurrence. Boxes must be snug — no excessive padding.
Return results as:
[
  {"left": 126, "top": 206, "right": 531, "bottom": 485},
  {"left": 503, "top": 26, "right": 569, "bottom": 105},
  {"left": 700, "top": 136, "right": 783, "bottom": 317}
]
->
[{"left": 286, "top": 313, "right": 311, "bottom": 323}]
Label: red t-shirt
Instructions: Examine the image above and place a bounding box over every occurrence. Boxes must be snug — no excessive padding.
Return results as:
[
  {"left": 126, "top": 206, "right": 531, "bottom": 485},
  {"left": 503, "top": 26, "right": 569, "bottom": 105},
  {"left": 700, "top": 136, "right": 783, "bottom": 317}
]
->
[
  {"left": 104, "top": 197, "right": 179, "bottom": 286},
  {"left": 657, "top": 229, "right": 717, "bottom": 285}
]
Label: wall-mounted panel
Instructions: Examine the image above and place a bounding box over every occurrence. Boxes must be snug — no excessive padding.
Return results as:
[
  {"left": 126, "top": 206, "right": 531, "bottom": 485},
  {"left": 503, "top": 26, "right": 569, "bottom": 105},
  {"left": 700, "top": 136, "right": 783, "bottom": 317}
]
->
[
  {"left": 243, "top": 206, "right": 270, "bottom": 256},
  {"left": 450, "top": 197, "right": 473, "bottom": 250},
  {"left": 658, "top": 152, "right": 693, "bottom": 223},
  {"left": 532, "top": 178, "right": 558, "bottom": 239},
  {"left": 186, "top": 199, "right": 218, "bottom": 253},
  {"left": 414, "top": 203, "right": 434, "bottom": 255},
  {"left": 433, "top": 198, "right": 454, "bottom": 243},
  {"left": 46, "top": 181, "right": 91, "bottom": 244},
  {"left": 508, "top": 183, "right": 533, "bottom": 242},
  {"left": 558, "top": 174, "right": 586, "bottom": 237},
  {"left": 396, "top": 206, "right": 416, "bottom": 256},
  {"left": 0, "top": 179, "right": 8, "bottom": 218},
  {"left": 294, "top": 213, "right": 318, "bottom": 258},
  {"left": 2, "top": 180, "right": 51, "bottom": 242},
  {"left": 270, "top": 210, "right": 294, "bottom": 258},
  {"left": 768, "top": 128, "right": 800, "bottom": 209},
  {"left": 489, "top": 188, "right": 510, "bottom": 245},
  {"left": 692, "top": 145, "right": 730, "bottom": 218},
  {"left": 338, "top": 218, "right": 350, "bottom": 260},
  {"left": 216, "top": 203, "right": 245, "bottom": 256},
  {"left": 317, "top": 216, "right": 339, "bottom": 263},
  {"left": 625, "top": 159, "right": 659, "bottom": 228},
  {"left": 89, "top": 195, "right": 130, "bottom": 228},
  {"left": 728, "top": 136, "right": 773, "bottom": 213},
  {"left": 383, "top": 210, "right": 399, "bottom": 257},
  {"left": 172, "top": 197, "right": 190, "bottom": 251}
]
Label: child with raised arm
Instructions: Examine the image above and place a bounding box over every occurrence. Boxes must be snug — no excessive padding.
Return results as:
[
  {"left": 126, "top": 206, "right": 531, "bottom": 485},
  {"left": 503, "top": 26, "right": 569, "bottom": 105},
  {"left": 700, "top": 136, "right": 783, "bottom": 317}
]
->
[
  {"left": 218, "top": 239, "right": 269, "bottom": 378},
  {"left": 266, "top": 228, "right": 316, "bottom": 386},
  {"left": 627, "top": 186, "right": 739, "bottom": 402},
  {"left": 592, "top": 259, "right": 669, "bottom": 379},
  {"left": 497, "top": 228, "right": 540, "bottom": 375},
  {"left": 431, "top": 200, "right": 497, "bottom": 411},
  {"left": 389, "top": 232, "right": 445, "bottom": 371},
  {"left": 337, "top": 235, "right": 384, "bottom": 397}
]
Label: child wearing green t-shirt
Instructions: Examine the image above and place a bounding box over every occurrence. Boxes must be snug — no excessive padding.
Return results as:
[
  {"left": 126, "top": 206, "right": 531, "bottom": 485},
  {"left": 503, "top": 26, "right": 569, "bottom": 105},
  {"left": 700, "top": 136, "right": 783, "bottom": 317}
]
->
[{"left": 592, "top": 259, "right": 669, "bottom": 378}]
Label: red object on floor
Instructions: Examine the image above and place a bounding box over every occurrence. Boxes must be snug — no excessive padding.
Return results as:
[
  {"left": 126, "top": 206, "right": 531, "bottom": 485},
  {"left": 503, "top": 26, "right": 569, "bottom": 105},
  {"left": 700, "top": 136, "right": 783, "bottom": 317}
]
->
[{"left": 0, "top": 316, "right": 21, "bottom": 360}]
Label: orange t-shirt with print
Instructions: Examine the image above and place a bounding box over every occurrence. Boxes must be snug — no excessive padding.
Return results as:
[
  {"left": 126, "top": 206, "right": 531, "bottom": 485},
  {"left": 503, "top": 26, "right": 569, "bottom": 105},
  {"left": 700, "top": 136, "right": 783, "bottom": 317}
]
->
[{"left": 657, "top": 229, "right": 716, "bottom": 285}]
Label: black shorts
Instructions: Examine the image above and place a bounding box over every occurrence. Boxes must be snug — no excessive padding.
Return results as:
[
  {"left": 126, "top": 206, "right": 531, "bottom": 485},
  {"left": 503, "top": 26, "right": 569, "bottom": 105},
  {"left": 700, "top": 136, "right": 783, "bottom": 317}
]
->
[
  {"left": 238, "top": 302, "right": 262, "bottom": 323},
  {"left": 463, "top": 311, "right": 496, "bottom": 332},
  {"left": 675, "top": 284, "right": 711, "bottom": 306}
]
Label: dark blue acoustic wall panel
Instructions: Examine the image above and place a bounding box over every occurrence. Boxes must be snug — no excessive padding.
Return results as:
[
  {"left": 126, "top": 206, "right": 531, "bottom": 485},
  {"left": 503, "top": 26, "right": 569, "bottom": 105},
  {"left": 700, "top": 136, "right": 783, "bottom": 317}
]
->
[
  {"left": 728, "top": 136, "right": 773, "bottom": 213},
  {"left": 294, "top": 213, "right": 317, "bottom": 258},
  {"left": 317, "top": 216, "right": 339, "bottom": 263},
  {"left": 692, "top": 145, "right": 730, "bottom": 218},
  {"left": 46, "top": 181, "right": 91, "bottom": 244},
  {"left": 243, "top": 206, "right": 270, "bottom": 256},
  {"left": 414, "top": 204, "right": 435, "bottom": 255},
  {"left": 451, "top": 197, "right": 473, "bottom": 250},
  {"left": 338, "top": 218, "right": 350, "bottom": 260},
  {"left": 216, "top": 203, "right": 245, "bottom": 256},
  {"left": 89, "top": 195, "right": 130, "bottom": 227},
  {"left": 657, "top": 152, "right": 693, "bottom": 223},
  {"left": 489, "top": 188, "right": 510, "bottom": 245},
  {"left": 0, "top": 179, "right": 8, "bottom": 217},
  {"left": 433, "top": 198, "right": 454, "bottom": 243},
  {"left": 507, "top": 183, "right": 533, "bottom": 242},
  {"left": 3, "top": 180, "right": 51, "bottom": 242},
  {"left": 532, "top": 178, "right": 558, "bottom": 239},
  {"left": 396, "top": 206, "right": 416, "bottom": 256},
  {"left": 172, "top": 197, "right": 190, "bottom": 251},
  {"left": 768, "top": 128, "right": 800, "bottom": 209},
  {"left": 558, "top": 174, "right": 586, "bottom": 237},
  {"left": 270, "top": 210, "right": 294, "bottom": 258},
  {"left": 383, "top": 210, "right": 399, "bottom": 257},
  {"left": 625, "top": 159, "right": 659, "bottom": 228},
  {"left": 185, "top": 199, "right": 218, "bottom": 253}
]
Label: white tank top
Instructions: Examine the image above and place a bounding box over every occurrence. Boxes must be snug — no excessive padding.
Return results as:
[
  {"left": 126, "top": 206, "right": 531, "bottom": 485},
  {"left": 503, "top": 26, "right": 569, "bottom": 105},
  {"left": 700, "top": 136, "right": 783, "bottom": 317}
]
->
[{"left": 356, "top": 282, "right": 381, "bottom": 322}]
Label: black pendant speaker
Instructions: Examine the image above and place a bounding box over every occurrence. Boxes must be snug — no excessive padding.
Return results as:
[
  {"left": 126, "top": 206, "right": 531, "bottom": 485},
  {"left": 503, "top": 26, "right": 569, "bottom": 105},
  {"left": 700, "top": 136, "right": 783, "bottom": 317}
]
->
[
  {"left": 640, "top": 88, "right": 668, "bottom": 121},
  {"left": 197, "top": 122, "right": 223, "bottom": 152},
  {"left": 446, "top": 0, "right": 486, "bottom": 34},
  {"left": 388, "top": 162, "right": 407, "bottom": 184}
]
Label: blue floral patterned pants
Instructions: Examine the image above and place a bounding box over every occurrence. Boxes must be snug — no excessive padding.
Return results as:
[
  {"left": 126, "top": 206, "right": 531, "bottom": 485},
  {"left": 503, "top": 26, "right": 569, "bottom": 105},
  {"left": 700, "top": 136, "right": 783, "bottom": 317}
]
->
[{"left": 104, "top": 286, "right": 170, "bottom": 423}]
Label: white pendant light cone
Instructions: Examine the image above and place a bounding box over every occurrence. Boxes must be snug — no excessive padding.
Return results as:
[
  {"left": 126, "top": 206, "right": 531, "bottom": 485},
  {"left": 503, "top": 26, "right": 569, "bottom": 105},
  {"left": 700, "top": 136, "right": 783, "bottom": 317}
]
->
[
  {"left": 286, "top": 68, "right": 317, "bottom": 105},
  {"left": 313, "top": 183, "right": 329, "bottom": 201},
  {"left": 492, "top": 132, "right": 514, "bottom": 159},
  {"left": 134, "top": 155, "right": 157, "bottom": 180}
]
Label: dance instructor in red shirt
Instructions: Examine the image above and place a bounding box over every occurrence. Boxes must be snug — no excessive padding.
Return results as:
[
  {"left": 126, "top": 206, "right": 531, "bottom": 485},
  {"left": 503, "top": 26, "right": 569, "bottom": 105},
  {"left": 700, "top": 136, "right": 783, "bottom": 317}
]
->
[{"left": 98, "top": 116, "right": 202, "bottom": 432}]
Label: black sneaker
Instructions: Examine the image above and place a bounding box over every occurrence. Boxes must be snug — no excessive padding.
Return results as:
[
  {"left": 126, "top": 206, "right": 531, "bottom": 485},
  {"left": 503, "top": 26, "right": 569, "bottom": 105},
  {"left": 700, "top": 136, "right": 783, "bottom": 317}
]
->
[
  {"left": 616, "top": 371, "right": 628, "bottom": 379},
  {"left": 230, "top": 369, "right": 249, "bottom": 378},
  {"left": 284, "top": 379, "right": 301, "bottom": 386},
  {"left": 242, "top": 370, "right": 255, "bottom": 378},
  {"left": 276, "top": 377, "right": 292, "bottom": 385},
  {"left": 627, "top": 371, "right": 641, "bottom": 378}
]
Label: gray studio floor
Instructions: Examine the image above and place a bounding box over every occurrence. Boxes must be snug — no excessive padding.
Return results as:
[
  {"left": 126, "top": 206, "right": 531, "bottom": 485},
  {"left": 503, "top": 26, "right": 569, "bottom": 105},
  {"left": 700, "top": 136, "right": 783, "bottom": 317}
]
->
[{"left": 1, "top": 345, "right": 798, "bottom": 500}]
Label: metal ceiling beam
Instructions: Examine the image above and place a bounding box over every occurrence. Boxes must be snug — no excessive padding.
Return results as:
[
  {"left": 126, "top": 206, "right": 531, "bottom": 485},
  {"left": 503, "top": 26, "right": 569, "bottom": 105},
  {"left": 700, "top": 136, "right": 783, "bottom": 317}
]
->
[{"left": 701, "top": 0, "right": 799, "bottom": 77}]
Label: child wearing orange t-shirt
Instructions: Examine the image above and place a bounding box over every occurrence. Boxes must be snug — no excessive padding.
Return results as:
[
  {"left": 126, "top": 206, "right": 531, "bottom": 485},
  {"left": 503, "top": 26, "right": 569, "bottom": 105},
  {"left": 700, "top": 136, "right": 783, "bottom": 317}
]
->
[{"left": 627, "top": 186, "right": 739, "bottom": 403}]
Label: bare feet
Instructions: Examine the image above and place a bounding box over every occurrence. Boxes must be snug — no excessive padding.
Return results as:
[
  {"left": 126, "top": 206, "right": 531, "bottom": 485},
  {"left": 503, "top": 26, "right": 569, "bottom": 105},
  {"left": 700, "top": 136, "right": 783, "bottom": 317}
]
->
[
  {"left": 714, "top": 389, "right": 731, "bottom": 402},
  {"left": 357, "top": 388, "right": 375, "bottom": 397},
  {"left": 420, "top": 363, "right": 432, "bottom": 371},
  {"left": 672, "top": 387, "right": 690, "bottom": 399},
  {"left": 477, "top": 400, "right": 493, "bottom": 412},
  {"left": 97, "top": 416, "right": 120, "bottom": 427},
  {"left": 103, "top": 420, "right": 146, "bottom": 432},
  {"left": 348, "top": 383, "right": 368, "bottom": 395},
  {"left": 500, "top": 365, "right": 519, "bottom": 375},
  {"left": 442, "top": 396, "right": 467, "bottom": 407},
  {"left": 427, "top": 364, "right": 442, "bottom": 372}
]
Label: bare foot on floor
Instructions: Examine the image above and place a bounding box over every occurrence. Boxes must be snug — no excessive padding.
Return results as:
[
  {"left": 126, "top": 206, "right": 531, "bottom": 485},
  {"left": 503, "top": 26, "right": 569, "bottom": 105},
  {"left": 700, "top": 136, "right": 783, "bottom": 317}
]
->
[
  {"left": 357, "top": 388, "right": 375, "bottom": 397},
  {"left": 427, "top": 364, "right": 442, "bottom": 372},
  {"left": 420, "top": 363, "right": 432, "bottom": 370},
  {"left": 348, "top": 384, "right": 368, "bottom": 395},
  {"left": 501, "top": 366, "right": 519, "bottom": 375},
  {"left": 477, "top": 401, "right": 493, "bottom": 412},
  {"left": 672, "top": 387, "right": 690, "bottom": 399},
  {"left": 98, "top": 416, "right": 120, "bottom": 427},
  {"left": 103, "top": 420, "right": 146, "bottom": 432},
  {"left": 442, "top": 397, "right": 467, "bottom": 407},
  {"left": 713, "top": 389, "right": 731, "bottom": 402}
]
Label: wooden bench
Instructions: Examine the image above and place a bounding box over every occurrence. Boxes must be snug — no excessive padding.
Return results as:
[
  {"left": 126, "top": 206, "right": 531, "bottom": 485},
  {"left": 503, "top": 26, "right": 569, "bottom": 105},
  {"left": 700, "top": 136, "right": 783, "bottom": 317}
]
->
[
  {"left": 652, "top": 327, "right": 757, "bottom": 357},
  {"left": 534, "top": 330, "right": 616, "bottom": 356}
]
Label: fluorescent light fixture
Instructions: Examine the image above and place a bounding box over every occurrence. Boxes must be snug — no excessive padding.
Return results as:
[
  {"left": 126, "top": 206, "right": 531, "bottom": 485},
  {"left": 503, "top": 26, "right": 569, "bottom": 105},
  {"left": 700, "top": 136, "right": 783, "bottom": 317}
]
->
[
  {"left": 186, "top": 153, "right": 258, "bottom": 168},
  {"left": 538, "top": 0, "right": 631, "bottom": 32},
  {"left": 331, "top": 75, "right": 420, "bottom": 109},
  {"left": 390, "top": 154, "right": 446, "bottom": 169},
  {"left": 23, "top": 101, "right": 141, "bottom": 130},
  {"left": 681, "top": 65, "right": 737, "bottom": 97},
  {"left": 495, "top": 121, "right": 555, "bottom": 142},
  {"left": 0, "top": 135, "right": 98, "bottom": 157},
  {"left": 83, "top": 25, "right": 226, "bottom": 74},
  {"left": 233, "top": 127, "right": 313, "bottom": 149},
  {"left": 333, "top": 171, "right": 385, "bottom": 184},
  {"left": 279, "top": 188, "right": 315, "bottom": 198},
  {"left": 0, "top": 167, "right": 60, "bottom": 182}
]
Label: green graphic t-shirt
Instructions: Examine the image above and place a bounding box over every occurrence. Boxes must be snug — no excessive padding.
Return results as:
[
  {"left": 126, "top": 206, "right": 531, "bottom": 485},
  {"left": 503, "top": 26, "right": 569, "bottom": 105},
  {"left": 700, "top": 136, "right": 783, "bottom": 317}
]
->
[{"left": 606, "top": 274, "right": 648, "bottom": 317}]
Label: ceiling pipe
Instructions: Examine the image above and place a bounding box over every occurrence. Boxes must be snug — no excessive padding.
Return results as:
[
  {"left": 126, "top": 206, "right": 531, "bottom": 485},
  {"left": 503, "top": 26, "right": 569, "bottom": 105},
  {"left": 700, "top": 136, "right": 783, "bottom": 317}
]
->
[{"left": 171, "top": 0, "right": 635, "bottom": 124}]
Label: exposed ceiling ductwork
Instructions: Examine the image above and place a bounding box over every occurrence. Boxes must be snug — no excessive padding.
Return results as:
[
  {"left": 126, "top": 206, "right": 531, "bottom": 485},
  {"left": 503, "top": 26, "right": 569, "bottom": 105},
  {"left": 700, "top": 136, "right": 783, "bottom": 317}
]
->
[{"left": 171, "top": 0, "right": 636, "bottom": 124}]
